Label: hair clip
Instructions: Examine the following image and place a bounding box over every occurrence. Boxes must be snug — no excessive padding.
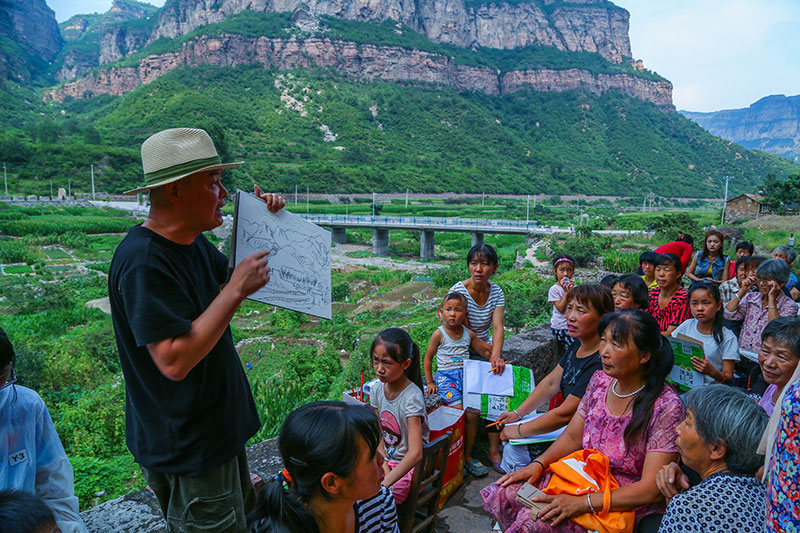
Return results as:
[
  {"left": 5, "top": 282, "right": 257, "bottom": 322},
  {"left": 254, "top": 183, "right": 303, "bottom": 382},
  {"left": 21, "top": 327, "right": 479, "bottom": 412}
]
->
[{"left": 288, "top": 456, "right": 308, "bottom": 468}]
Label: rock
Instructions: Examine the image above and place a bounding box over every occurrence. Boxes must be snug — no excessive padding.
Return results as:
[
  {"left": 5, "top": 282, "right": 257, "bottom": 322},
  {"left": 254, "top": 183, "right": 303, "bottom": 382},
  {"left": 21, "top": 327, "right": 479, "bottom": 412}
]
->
[
  {"left": 500, "top": 68, "right": 673, "bottom": 108},
  {"left": 81, "top": 439, "right": 283, "bottom": 532},
  {"left": 425, "top": 391, "right": 444, "bottom": 412},
  {"left": 147, "top": 0, "right": 630, "bottom": 63},
  {"left": 44, "top": 34, "right": 671, "bottom": 107},
  {"left": 501, "top": 323, "right": 559, "bottom": 385},
  {"left": 80, "top": 490, "right": 166, "bottom": 533},
  {"left": 0, "top": 0, "right": 62, "bottom": 81}
]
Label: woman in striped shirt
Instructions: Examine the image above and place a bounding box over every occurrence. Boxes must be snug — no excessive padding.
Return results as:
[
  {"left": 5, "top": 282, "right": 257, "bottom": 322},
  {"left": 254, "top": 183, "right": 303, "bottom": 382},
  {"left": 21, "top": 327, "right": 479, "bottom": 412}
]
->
[{"left": 449, "top": 244, "right": 507, "bottom": 475}]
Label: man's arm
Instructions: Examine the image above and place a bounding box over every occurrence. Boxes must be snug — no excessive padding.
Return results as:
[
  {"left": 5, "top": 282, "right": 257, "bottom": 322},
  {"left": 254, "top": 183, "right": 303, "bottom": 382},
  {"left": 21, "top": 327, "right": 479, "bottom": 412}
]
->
[
  {"left": 149, "top": 187, "right": 285, "bottom": 381},
  {"left": 147, "top": 250, "right": 271, "bottom": 380}
]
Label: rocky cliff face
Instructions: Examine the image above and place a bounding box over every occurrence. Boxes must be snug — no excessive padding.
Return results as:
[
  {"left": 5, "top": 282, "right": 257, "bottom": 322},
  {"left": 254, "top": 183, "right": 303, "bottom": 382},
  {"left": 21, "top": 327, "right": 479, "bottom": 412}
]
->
[
  {"left": 149, "top": 0, "right": 631, "bottom": 62},
  {"left": 682, "top": 95, "right": 800, "bottom": 162},
  {"left": 55, "top": 0, "right": 157, "bottom": 82},
  {"left": 0, "top": 0, "right": 62, "bottom": 81},
  {"left": 43, "top": 33, "right": 671, "bottom": 107}
]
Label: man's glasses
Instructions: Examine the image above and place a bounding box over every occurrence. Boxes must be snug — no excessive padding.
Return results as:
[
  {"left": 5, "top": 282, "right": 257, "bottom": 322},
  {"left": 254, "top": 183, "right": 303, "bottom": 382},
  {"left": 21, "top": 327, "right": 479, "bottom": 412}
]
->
[{"left": 1, "top": 367, "right": 16, "bottom": 390}]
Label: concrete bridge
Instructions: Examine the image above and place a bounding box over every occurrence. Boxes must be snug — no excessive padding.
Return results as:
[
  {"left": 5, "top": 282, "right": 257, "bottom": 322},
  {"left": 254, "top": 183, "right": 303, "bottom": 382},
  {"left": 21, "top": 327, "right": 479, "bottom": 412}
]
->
[{"left": 298, "top": 214, "right": 649, "bottom": 260}]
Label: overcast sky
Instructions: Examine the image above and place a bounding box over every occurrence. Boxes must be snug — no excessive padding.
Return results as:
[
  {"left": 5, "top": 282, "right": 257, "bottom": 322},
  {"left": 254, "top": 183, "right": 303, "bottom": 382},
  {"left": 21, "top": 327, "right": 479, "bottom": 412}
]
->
[{"left": 48, "top": 0, "right": 799, "bottom": 112}]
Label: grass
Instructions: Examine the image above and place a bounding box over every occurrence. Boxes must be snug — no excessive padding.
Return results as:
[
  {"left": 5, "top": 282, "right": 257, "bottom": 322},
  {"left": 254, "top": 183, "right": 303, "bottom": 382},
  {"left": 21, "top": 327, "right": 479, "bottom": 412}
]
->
[
  {"left": 45, "top": 248, "right": 72, "bottom": 260},
  {"left": 3, "top": 264, "right": 33, "bottom": 274}
]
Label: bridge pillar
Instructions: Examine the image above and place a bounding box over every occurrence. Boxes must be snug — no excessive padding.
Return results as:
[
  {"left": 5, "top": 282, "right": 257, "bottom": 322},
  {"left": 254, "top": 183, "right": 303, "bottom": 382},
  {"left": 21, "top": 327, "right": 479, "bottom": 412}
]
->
[
  {"left": 420, "top": 230, "right": 435, "bottom": 260},
  {"left": 471, "top": 232, "right": 484, "bottom": 248},
  {"left": 372, "top": 228, "right": 389, "bottom": 256},
  {"left": 331, "top": 226, "right": 347, "bottom": 244}
]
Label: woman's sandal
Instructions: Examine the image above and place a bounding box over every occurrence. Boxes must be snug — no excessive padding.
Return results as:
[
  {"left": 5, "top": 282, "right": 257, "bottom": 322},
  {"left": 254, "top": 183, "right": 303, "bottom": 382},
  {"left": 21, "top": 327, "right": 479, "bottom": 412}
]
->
[{"left": 465, "top": 458, "right": 489, "bottom": 477}]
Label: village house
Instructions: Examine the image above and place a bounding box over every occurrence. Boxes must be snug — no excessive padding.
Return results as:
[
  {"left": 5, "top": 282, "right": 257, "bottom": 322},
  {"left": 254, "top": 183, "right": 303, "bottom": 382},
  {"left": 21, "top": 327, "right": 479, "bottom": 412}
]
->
[{"left": 725, "top": 193, "right": 764, "bottom": 223}]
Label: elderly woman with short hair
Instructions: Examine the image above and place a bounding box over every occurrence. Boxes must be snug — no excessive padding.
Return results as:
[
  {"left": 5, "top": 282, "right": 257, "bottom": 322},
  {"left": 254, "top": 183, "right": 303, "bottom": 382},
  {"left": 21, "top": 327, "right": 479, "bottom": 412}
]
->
[{"left": 655, "top": 385, "right": 768, "bottom": 533}]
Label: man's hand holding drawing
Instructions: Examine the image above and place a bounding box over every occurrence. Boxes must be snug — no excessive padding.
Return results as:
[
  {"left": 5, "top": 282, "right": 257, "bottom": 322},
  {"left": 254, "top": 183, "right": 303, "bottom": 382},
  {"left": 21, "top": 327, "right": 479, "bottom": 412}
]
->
[{"left": 254, "top": 184, "right": 285, "bottom": 213}]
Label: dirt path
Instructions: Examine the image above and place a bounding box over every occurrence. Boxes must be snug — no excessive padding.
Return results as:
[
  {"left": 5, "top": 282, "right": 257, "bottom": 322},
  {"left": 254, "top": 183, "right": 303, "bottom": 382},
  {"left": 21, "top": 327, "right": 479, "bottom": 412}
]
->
[
  {"left": 523, "top": 239, "right": 550, "bottom": 267},
  {"left": 332, "top": 243, "right": 445, "bottom": 272}
]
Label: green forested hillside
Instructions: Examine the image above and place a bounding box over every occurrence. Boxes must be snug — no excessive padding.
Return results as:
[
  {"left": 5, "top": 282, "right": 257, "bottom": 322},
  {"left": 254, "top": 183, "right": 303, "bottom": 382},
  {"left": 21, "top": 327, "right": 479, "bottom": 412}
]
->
[{"left": 1, "top": 63, "right": 797, "bottom": 197}]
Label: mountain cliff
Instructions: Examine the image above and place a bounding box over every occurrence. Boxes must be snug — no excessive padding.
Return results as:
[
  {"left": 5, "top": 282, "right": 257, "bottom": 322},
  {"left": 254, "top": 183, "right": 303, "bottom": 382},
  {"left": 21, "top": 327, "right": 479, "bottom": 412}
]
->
[
  {"left": 148, "top": 0, "right": 631, "bottom": 61},
  {"left": 43, "top": 27, "right": 671, "bottom": 106},
  {"left": 50, "top": 0, "right": 634, "bottom": 85},
  {"left": 55, "top": 0, "right": 158, "bottom": 82},
  {"left": 0, "top": 0, "right": 61, "bottom": 82},
  {"left": 682, "top": 95, "right": 800, "bottom": 162},
  {"left": 44, "top": 10, "right": 671, "bottom": 107}
]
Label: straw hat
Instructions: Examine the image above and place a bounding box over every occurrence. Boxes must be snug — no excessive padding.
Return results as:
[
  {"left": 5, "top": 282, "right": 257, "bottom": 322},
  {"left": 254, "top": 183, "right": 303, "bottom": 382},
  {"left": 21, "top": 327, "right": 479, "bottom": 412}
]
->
[{"left": 124, "top": 128, "right": 243, "bottom": 195}]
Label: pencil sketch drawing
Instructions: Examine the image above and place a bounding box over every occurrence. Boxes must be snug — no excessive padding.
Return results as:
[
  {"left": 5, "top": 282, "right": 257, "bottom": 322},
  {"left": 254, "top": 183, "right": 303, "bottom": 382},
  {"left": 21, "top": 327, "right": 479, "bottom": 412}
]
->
[{"left": 233, "top": 190, "right": 332, "bottom": 319}]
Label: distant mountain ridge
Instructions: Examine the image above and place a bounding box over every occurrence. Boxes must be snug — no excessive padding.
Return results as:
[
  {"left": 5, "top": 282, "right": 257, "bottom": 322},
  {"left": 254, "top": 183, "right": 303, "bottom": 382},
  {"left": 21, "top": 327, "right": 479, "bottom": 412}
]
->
[
  {"left": 0, "top": 0, "right": 798, "bottom": 198},
  {"left": 681, "top": 95, "right": 800, "bottom": 162}
]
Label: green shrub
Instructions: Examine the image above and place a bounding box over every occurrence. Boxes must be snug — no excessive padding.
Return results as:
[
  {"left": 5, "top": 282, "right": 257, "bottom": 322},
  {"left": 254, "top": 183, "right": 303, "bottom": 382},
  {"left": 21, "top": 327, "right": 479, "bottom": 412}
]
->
[
  {"left": 247, "top": 374, "right": 308, "bottom": 444},
  {"left": 271, "top": 308, "right": 308, "bottom": 332},
  {"left": 59, "top": 231, "right": 90, "bottom": 249},
  {"left": 0, "top": 238, "right": 31, "bottom": 263},
  {"left": 432, "top": 263, "right": 465, "bottom": 289},
  {"left": 71, "top": 454, "right": 145, "bottom": 510},
  {"left": 285, "top": 345, "right": 342, "bottom": 399},
  {"left": 87, "top": 262, "right": 111, "bottom": 274},
  {"left": 0, "top": 215, "right": 132, "bottom": 236},
  {"left": 495, "top": 270, "right": 551, "bottom": 330},
  {"left": 332, "top": 281, "right": 350, "bottom": 301},
  {"left": 549, "top": 239, "right": 602, "bottom": 267},
  {"left": 602, "top": 251, "right": 640, "bottom": 273},
  {"left": 54, "top": 380, "right": 126, "bottom": 457}
]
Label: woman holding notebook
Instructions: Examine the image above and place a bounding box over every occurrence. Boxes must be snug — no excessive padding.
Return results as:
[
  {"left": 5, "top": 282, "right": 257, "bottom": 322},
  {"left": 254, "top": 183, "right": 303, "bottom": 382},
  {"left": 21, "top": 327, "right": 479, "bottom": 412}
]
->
[
  {"left": 495, "top": 284, "right": 613, "bottom": 473},
  {"left": 482, "top": 310, "right": 683, "bottom": 533}
]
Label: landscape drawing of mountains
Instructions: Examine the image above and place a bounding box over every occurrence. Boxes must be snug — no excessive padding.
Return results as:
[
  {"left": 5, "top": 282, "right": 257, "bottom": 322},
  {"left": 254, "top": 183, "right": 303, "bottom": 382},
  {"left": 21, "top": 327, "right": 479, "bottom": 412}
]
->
[{"left": 1, "top": 0, "right": 798, "bottom": 197}]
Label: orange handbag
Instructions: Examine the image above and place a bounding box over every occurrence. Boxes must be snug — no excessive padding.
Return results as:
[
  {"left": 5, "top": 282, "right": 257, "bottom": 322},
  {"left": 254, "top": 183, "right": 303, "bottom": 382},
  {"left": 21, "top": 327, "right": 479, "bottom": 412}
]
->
[{"left": 541, "top": 448, "right": 635, "bottom": 533}]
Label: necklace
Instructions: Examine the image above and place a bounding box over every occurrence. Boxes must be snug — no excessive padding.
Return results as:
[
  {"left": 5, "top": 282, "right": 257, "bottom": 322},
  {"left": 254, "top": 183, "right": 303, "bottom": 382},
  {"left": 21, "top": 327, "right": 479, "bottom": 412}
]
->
[{"left": 611, "top": 379, "right": 645, "bottom": 399}]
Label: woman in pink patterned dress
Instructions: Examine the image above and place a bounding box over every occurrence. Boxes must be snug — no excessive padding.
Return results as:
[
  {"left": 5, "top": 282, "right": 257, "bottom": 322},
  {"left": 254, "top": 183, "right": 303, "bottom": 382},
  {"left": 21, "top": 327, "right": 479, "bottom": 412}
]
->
[{"left": 482, "top": 309, "right": 684, "bottom": 532}]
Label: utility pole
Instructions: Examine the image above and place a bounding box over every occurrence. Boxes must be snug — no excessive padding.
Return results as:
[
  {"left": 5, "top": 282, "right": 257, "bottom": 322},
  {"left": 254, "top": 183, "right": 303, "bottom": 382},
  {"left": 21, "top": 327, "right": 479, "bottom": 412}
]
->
[
  {"left": 3, "top": 163, "right": 6, "bottom": 196},
  {"left": 533, "top": 194, "right": 536, "bottom": 209},
  {"left": 68, "top": 179, "right": 71, "bottom": 198},
  {"left": 482, "top": 192, "right": 485, "bottom": 207},
  {"left": 294, "top": 184, "right": 298, "bottom": 205},
  {"left": 372, "top": 192, "right": 376, "bottom": 217},
  {"left": 642, "top": 195, "right": 646, "bottom": 212},
  {"left": 91, "top": 164, "right": 96, "bottom": 200},
  {"left": 306, "top": 186, "right": 309, "bottom": 213},
  {"left": 50, "top": 179, "right": 53, "bottom": 200},
  {"left": 526, "top": 195, "right": 530, "bottom": 226},
  {"left": 721, "top": 175, "right": 734, "bottom": 224}
]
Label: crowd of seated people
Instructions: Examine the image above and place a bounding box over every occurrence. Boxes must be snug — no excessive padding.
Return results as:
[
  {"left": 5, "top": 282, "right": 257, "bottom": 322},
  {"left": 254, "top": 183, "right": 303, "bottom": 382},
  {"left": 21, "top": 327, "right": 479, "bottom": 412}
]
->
[
  {"left": 4, "top": 226, "right": 800, "bottom": 533},
  {"left": 479, "top": 231, "right": 800, "bottom": 533}
]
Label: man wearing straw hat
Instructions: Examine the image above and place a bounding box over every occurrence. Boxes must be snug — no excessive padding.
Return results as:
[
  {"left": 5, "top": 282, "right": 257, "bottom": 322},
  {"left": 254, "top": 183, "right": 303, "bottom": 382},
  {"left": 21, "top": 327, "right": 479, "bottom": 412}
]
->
[{"left": 109, "top": 128, "right": 284, "bottom": 531}]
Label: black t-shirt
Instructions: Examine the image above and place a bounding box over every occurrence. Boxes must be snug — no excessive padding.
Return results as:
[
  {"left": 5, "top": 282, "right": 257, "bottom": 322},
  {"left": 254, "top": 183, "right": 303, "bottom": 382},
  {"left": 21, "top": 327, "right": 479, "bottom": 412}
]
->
[
  {"left": 558, "top": 344, "right": 602, "bottom": 400},
  {"left": 108, "top": 224, "right": 260, "bottom": 476}
]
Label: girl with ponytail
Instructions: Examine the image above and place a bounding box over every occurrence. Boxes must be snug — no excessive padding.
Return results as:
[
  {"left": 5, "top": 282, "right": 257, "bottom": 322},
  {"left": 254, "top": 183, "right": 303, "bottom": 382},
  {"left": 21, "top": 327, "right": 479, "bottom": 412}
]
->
[
  {"left": 248, "top": 401, "right": 399, "bottom": 532},
  {"left": 369, "top": 328, "right": 430, "bottom": 504},
  {"left": 484, "top": 310, "right": 684, "bottom": 532}
]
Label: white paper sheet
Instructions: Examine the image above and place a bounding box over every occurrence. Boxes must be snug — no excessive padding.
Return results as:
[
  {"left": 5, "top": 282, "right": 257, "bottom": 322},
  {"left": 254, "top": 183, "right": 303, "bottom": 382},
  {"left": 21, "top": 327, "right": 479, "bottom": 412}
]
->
[
  {"left": 464, "top": 359, "right": 514, "bottom": 397},
  {"left": 232, "top": 190, "right": 332, "bottom": 319},
  {"left": 506, "top": 413, "right": 567, "bottom": 445}
]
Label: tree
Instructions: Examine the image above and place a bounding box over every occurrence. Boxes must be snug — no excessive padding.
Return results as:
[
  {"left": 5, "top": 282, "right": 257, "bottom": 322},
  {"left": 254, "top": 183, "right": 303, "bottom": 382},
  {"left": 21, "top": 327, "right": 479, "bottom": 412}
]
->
[{"left": 760, "top": 173, "right": 800, "bottom": 213}]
